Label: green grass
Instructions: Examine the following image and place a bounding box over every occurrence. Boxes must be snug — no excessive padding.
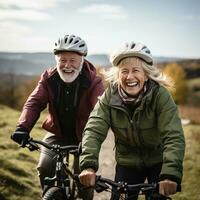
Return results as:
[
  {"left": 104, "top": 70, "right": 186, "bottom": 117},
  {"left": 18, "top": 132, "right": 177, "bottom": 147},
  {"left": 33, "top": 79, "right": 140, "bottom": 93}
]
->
[
  {"left": 0, "top": 105, "right": 200, "bottom": 199},
  {"left": 0, "top": 105, "right": 44, "bottom": 200},
  {"left": 172, "top": 124, "right": 200, "bottom": 200},
  {"left": 187, "top": 77, "right": 200, "bottom": 90},
  {"left": 186, "top": 78, "right": 200, "bottom": 106}
]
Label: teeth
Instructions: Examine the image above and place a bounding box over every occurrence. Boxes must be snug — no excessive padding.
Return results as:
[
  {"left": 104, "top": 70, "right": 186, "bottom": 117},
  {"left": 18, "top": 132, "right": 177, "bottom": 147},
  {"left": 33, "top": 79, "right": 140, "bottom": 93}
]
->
[
  {"left": 127, "top": 82, "right": 138, "bottom": 86},
  {"left": 63, "top": 69, "right": 73, "bottom": 73}
]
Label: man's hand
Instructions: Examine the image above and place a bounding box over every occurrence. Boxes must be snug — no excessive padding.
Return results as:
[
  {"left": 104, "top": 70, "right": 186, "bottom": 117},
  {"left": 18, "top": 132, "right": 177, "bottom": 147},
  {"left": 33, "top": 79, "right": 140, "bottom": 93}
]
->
[
  {"left": 159, "top": 179, "right": 177, "bottom": 196},
  {"left": 79, "top": 168, "right": 96, "bottom": 187},
  {"left": 11, "top": 131, "right": 29, "bottom": 147}
]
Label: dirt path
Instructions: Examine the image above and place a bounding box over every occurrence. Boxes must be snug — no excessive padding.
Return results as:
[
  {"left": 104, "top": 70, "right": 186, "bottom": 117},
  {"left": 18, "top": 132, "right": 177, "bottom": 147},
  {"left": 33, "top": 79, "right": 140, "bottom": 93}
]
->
[{"left": 93, "top": 129, "right": 116, "bottom": 199}]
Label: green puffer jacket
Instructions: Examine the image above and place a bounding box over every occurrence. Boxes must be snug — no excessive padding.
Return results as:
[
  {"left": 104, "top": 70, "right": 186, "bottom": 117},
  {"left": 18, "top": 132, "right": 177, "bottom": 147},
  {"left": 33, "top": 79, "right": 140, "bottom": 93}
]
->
[{"left": 80, "top": 82, "right": 185, "bottom": 183}]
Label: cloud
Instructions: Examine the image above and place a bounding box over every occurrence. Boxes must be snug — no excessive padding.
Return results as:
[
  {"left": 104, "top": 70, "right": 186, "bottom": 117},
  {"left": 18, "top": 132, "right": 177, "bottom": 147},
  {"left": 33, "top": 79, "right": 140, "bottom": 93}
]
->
[
  {"left": 21, "top": 36, "right": 52, "bottom": 52},
  {"left": 0, "top": 21, "right": 31, "bottom": 51},
  {"left": 0, "top": 9, "right": 50, "bottom": 21},
  {"left": 0, "top": 21, "right": 51, "bottom": 52},
  {"left": 78, "top": 4, "right": 128, "bottom": 20},
  {"left": 0, "top": 0, "right": 71, "bottom": 21},
  {"left": 0, "top": 0, "right": 68, "bottom": 10},
  {"left": 0, "top": 21, "right": 31, "bottom": 36},
  {"left": 0, "top": 1, "right": 72, "bottom": 51}
]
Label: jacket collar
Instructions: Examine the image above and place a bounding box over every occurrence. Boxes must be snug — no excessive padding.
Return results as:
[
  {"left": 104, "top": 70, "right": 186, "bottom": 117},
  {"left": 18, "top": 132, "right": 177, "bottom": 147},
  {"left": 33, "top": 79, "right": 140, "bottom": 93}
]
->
[{"left": 110, "top": 80, "right": 159, "bottom": 110}]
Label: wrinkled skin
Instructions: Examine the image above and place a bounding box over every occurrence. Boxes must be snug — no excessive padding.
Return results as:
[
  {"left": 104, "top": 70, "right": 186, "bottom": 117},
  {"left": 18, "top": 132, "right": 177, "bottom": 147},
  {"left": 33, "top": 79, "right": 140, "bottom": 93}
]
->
[
  {"left": 118, "top": 57, "right": 148, "bottom": 97},
  {"left": 55, "top": 51, "right": 83, "bottom": 83}
]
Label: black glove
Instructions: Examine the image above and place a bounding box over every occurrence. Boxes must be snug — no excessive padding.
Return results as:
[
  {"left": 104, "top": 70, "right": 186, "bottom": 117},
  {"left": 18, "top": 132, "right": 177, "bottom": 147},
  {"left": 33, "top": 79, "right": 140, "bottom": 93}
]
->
[{"left": 11, "top": 131, "right": 29, "bottom": 147}]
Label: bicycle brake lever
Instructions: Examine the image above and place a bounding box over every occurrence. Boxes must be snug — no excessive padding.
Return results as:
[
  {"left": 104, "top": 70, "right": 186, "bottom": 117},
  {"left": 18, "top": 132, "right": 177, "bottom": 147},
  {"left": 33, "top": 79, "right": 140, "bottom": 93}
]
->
[
  {"left": 20, "top": 137, "right": 31, "bottom": 148},
  {"left": 27, "top": 140, "right": 40, "bottom": 151},
  {"left": 29, "top": 143, "right": 40, "bottom": 151},
  {"left": 95, "top": 176, "right": 110, "bottom": 193},
  {"left": 95, "top": 182, "right": 109, "bottom": 193}
]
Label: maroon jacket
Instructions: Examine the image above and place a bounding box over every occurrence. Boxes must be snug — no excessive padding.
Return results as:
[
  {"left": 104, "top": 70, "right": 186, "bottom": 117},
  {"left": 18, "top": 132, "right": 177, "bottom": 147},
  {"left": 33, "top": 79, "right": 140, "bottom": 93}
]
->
[{"left": 17, "top": 59, "right": 104, "bottom": 141}]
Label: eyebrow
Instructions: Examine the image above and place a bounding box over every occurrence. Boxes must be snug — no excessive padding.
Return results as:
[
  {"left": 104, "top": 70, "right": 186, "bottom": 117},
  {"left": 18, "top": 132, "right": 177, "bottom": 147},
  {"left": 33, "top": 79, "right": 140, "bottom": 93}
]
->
[{"left": 121, "top": 66, "right": 141, "bottom": 70}]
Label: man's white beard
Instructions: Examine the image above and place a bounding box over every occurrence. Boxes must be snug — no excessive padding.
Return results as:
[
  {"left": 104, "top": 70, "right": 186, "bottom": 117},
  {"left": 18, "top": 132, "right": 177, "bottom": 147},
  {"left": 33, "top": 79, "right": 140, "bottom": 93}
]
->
[{"left": 57, "top": 63, "right": 83, "bottom": 83}]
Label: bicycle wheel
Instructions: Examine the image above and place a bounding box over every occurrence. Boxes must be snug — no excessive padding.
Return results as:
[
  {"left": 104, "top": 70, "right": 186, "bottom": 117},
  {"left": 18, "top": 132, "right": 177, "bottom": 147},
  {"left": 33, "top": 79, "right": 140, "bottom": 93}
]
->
[{"left": 43, "top": 187, "right": 68, "bottom": 200}]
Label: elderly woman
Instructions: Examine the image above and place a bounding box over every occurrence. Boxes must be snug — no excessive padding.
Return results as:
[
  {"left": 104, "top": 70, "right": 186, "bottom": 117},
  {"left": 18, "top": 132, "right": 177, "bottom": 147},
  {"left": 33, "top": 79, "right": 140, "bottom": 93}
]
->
[{"left": 79, "top": 42, "right": 185, "bottom": 199}]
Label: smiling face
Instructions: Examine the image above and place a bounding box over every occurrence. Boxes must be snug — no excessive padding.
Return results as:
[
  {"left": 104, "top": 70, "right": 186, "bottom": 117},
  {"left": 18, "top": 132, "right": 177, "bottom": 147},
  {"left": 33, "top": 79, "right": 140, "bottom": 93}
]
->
[
  {"left": 55, "top": 51, "right": 83, "bottom": 83},
  {"left": 118, "top": 57, "right": 148, "bottom": 97}
]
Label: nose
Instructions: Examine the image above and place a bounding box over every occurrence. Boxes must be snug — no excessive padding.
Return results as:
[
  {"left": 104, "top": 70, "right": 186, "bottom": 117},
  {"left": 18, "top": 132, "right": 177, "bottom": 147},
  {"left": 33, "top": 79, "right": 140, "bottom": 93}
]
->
[
  {"left": 64, "top": 61, "right": 71, "bottom": 68},
  {"left": 127, "top": 72, "right": 134, "bottom": 79}
]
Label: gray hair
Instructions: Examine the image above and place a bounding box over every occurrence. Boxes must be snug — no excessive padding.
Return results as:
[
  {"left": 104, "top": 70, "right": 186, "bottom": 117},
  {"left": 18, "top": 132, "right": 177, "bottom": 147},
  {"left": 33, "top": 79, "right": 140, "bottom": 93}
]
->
[{"left": 104, "top": 57, "right": 174, "bottom": 90}]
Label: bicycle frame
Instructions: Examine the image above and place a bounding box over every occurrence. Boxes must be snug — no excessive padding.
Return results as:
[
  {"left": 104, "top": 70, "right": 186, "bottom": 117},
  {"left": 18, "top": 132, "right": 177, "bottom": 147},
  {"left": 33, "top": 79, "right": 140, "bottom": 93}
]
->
[{"left": 25, "top": 138, "right": 79, "bottom": 199}]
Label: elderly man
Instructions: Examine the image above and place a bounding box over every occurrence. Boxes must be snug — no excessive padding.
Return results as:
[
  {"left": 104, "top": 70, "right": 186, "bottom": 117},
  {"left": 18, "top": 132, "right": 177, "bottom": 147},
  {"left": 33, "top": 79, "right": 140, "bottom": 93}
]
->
[{"left": 11, "top": 34, "right": 104, "bottom": 199}]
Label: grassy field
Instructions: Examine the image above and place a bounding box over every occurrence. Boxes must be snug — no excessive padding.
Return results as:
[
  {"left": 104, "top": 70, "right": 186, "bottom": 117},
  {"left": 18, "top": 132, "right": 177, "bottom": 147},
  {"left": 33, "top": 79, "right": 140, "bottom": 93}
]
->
[
  {"left": 187, "top": 77, "right": 200, "bottom": 90},
  {"left": 0, "top": 105, "right": 200, "bottom": 200},
  {"left": 186, "top": 77, "right": 200, "bottom": 107},
  {"left": 0, "top": 105, "right": 43, "bottom": 200}
]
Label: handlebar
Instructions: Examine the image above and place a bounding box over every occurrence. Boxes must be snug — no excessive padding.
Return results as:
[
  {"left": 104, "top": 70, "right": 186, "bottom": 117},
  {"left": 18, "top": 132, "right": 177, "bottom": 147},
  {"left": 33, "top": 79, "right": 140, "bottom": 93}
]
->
[
  {"left": 95, "top": 175, "right": 156, "bottom": 192},
  {"left": 95, "top": 175, "right": 172, "bottom": 200},
  {"left": 24, "top": 138, "right": 79, "bottom": 155}
]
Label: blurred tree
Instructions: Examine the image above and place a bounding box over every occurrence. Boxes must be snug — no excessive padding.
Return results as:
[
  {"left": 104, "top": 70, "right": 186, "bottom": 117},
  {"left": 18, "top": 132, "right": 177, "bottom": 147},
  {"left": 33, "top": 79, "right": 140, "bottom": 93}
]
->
[
  {"left": 163, "top": 63, "right": 188, "bottom": 104},
  {"left": 0, "top": 73, "right": 17, "bottom": 107},
  {"left": 96, "top": 66, "right": 108, "bottom": 89},
  {"left": 14, "top": 76, "right": 39, "bottom": 110}
]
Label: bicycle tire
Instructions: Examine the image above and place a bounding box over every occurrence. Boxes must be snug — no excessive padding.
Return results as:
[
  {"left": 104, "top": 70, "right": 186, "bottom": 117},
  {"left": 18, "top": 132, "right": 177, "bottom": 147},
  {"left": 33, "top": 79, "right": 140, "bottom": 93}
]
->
[{"left": 43, "top": 187, "right": 68, "bottom": 200}]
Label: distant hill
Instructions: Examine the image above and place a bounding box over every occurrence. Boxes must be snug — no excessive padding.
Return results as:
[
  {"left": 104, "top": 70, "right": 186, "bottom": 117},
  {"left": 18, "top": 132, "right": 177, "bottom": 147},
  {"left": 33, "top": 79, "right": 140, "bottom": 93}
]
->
[
  {"left": 87, "top": 54, "right": 110, "bottom": 67},
  {"left": 0, "top": 52, "right": 56, "bottom": 75},
  {"left": 0, "top": 52, "right": 199, "bottom": 77}
]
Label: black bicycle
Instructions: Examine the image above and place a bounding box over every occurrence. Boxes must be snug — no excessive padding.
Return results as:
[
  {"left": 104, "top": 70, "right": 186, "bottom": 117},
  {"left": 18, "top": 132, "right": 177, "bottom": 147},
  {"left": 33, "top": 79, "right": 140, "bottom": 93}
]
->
[
  {"left": 95, "top": 175, "right": 172, "bottom": 200},
  {"left": 23, "top": 137, "right": 80, "bottom": 200}
]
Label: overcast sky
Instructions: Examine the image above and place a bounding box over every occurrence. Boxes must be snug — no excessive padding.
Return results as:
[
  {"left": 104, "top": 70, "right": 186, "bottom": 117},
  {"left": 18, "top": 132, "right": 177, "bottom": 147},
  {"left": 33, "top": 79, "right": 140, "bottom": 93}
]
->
[{"left": 0, "top": 0, "right": 199, "bottom": 58}]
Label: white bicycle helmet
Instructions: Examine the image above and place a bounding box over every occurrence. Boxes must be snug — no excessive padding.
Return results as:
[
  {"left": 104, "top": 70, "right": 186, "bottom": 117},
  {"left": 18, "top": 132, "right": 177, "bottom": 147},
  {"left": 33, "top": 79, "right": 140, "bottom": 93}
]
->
[
  {"left": 54, "top": 34, "right": 88, "bottom": 56},
  {"left": 110, "top": 42, "right": 153, "bottom": 66}
]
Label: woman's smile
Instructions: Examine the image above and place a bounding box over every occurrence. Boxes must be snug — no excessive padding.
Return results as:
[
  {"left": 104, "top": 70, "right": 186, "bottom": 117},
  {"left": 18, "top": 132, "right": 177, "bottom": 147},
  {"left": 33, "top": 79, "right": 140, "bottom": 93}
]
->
[{"left": 118, "top": 57, "right": 147, "bottom": 97}]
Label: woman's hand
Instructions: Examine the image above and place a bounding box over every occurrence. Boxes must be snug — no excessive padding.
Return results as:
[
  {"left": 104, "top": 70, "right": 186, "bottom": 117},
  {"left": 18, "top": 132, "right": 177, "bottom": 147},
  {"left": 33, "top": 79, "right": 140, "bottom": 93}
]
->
[
  {"left": 159, "top": 179, "right": 177, "bottom": 196},
  {"left": 79, "top": 168, "right": 96, "bottom": 187}
]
